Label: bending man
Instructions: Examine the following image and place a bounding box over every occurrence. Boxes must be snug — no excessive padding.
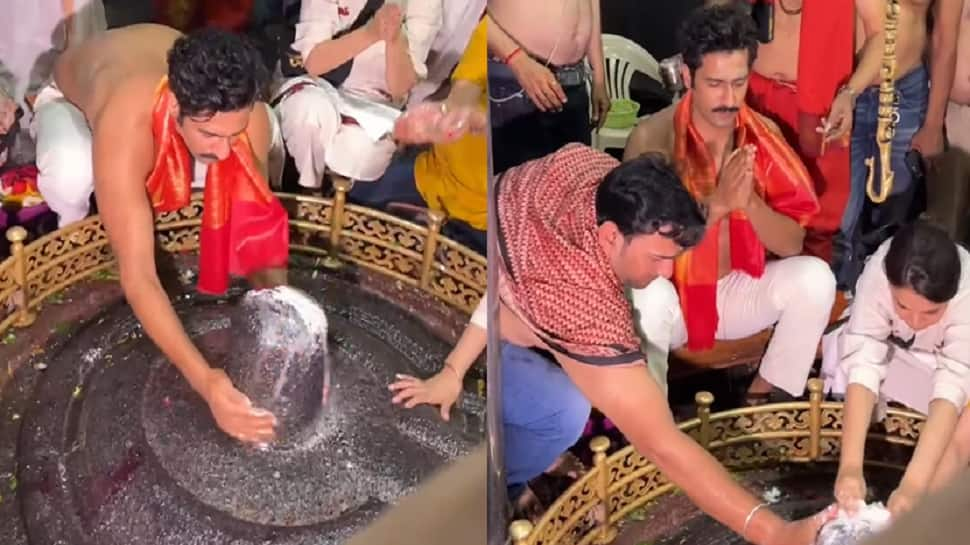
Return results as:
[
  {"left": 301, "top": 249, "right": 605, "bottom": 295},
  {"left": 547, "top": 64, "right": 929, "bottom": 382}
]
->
[{"left": 37, "top": 25, "right": 288, "bottom": 444}]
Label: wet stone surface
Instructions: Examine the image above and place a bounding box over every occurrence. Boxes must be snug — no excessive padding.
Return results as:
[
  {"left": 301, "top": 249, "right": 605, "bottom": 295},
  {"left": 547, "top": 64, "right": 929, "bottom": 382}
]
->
[
  {"left": 612, "top": 464, "right": 903, "bottom": 545},
  {"left": 0, "top": 271, "right": 483, "bottom": 545}
]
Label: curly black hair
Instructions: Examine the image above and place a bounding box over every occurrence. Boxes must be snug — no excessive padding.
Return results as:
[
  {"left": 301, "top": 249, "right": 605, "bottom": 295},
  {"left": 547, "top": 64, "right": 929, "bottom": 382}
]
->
[
  {"left": 884, "top": 219, "right": 962, "bottom": 303},
  {"left": 167, "top": 28, "right": 268, "bottom": 120},
  {"left": 678, "top": 3, "right": 759, "bottom": 78},
  {"left": 596, "top": 153, "right": 707, "bottom": 248}
]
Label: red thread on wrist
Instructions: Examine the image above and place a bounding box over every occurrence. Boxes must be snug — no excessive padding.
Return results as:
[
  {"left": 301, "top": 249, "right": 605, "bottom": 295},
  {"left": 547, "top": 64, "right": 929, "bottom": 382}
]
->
[{"left": 504, "top": 47, "right": 523, "bottom": 64}]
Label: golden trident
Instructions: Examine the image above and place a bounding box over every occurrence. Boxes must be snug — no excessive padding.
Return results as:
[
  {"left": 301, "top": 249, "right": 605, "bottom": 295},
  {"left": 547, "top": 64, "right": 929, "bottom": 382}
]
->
[{"left": 864, "top": 0, "right": 901, "bottom": 204}]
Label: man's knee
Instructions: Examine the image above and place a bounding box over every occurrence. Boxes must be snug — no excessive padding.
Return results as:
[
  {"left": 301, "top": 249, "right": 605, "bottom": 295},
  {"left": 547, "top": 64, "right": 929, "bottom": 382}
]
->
[
  {"left": 36, "top": 147, "right": 94, "bottom": 224},
  {"left": 783, "top": 255, "right": 836, "bottom": 298},
  {"left": 277, "top": 87, "right": 339, "bottom": 139}
]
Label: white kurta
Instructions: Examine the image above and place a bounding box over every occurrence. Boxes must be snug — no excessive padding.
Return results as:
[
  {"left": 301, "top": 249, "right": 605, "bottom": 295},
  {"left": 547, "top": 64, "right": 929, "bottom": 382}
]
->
[
  {"left": 822, "top": 239, "right": 970, "bottom": 415},
  {"left": 278, "top": 0, "right": 445, "bottom": 185}
]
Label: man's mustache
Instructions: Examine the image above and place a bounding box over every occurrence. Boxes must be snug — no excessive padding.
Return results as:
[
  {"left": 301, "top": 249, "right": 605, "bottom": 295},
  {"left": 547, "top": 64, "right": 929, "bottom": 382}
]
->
[{"left": 713, "top": 106, "right": 739, "bottom": 114}]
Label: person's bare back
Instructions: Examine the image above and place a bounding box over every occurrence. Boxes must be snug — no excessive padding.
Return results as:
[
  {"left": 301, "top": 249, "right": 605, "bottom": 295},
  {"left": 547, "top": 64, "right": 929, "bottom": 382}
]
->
[{"left": 55, "top": 24, "right": 181, "bottom": 127}]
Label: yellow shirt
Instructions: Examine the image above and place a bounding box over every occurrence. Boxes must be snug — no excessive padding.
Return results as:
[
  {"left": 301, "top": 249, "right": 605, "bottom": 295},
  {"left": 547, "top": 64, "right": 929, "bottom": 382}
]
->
[{"left": 414, "top": 18, "right": 487, "bottom": 231}]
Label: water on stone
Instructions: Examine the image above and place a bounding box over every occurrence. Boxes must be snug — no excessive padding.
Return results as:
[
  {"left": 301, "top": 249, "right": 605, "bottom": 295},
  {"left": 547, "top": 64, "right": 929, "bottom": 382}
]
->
[
  {"left": 0, "top": 270, "right": 483, "bottom": 545},
  {"left": 610, "top": 464, "right": 905, "bottom": 545}
]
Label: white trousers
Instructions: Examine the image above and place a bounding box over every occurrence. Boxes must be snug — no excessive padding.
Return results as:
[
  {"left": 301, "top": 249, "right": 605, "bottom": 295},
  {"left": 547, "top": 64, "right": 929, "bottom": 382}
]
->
[
  {"left": 32, "top": 84, "right": 285, "bottom": 228},
  {"left": 631, "top": 255, "right": 837, "bottom": 396},
  {"left": 274, "top": 77, "right": 398, "bottom": 188}
]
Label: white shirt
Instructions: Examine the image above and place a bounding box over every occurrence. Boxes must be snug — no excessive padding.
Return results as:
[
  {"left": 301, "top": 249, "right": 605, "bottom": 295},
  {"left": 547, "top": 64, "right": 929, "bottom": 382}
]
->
[
  {"left": 842, "top": 238, "right": 970, "bottom": 409},
  {"left": 291, "top": 0, "right": 442, "bottom": 101}
]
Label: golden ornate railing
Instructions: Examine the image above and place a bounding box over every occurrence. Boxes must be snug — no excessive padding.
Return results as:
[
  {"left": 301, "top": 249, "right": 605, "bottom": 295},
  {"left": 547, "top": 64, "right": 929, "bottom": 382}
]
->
[
  {"left": 509, "top": 379, "right": 925, "bottom": 545},
  {"left": 0, "top": 182, "right": 486, "bottom": 337}
]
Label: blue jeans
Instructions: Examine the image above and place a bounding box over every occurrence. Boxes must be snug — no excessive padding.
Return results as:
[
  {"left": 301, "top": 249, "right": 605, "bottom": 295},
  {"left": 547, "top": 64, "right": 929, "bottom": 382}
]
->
[
  {"left": 346, "top": 154, "right": 425, "bottom": 210},
  {"left": 346, "top": 153, "right": 487, "bottom": 255},
  {"left": 834, "top": 65, "right": 928, "bottom": 287},
  {"left": 488, "top": 59, "right": 591, "bottom": 174},
  {"left": 501, "top": 343, "right": 591, "bottom": 499}
]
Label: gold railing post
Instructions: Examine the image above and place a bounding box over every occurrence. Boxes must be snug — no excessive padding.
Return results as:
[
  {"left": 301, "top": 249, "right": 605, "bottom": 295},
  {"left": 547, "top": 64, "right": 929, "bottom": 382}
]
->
[
  {"left": 696, "top": 391, "right": 714, "bottom": 449},
  {"left": 590, "top": 435, "right": 617, "bottom": 544},
  {"left": 508, "top": 520, "right": 534, "bottom": 545},
  {"left": 6, "top": 226, "right": 36, "bottom": 327},
  {"left": 419, "top": 210, "right": 446, "bottom": 290},
  {"left": 323, "top": 177, "right": 353, "bottom": 270},
  {"left": 808, "top": 378, "right": 823, "bottom": 460}
]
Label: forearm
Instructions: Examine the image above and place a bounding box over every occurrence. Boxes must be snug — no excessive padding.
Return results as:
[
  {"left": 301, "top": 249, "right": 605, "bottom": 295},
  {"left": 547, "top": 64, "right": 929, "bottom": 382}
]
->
[
  {"left": 586, "top": 0, "right": 606, "bottom": 85},
  {"left": 744, "top": 195, "right": 805, "bottom": 256},
  {"left": 900, "top": 399, "right": 960, "bottom": 492},
  {"left": 924, "top": 31, "right": 959, "bottom": 128},
  {"left": 846, "top": 32, "right": 885, "bottom": 93},
  {"left": 120, "top": 269, "right": 213, "bottom": 395},
  {"left": 484, "top": 13, "right": 520, "bottom": 59},
  {"left": 445, "top": 80, "right": 483, "bottom": 111},
  {"left": 635, "top": 428, "right": 785, "bottom": 544},
  {"left": 304, "top": 27, "right": 377, "bottom": 76},
  {"left": 385, "top": 34, "right": 418, "bottom": 101},
  {"left": 444, "top": 324, "right": 486, "bottom": 378},
  {"left": 839, "top": 384, "right": 878, "bottom": 473}
]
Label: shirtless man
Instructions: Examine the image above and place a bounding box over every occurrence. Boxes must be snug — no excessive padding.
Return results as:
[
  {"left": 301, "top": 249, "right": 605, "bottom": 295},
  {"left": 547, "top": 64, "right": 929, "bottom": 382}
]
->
[
  {"left": 826, "top": 0, "right": 963, "bottom": 289},
  {"left": 486, "top": 0, "right": 610, "bottom": 173},
  {"left": 744, "top": 0, "right": 854, "bottom": 262},
  {"left": 36, "top": 25, "right": 287, "bottom": 445},
  {"left": 623, "top": 4, "right": 836, "bottom": 401}
]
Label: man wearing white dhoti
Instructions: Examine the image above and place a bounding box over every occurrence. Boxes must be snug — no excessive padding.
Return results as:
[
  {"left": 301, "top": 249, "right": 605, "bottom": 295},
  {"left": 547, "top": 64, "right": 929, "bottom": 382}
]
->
[
  {"left": 0, "top": 0, "right": 106, "bottom": 167},
  {"left": 822, "top": 220, "right": 970, "bottom": 519},
  {"left": 273, "top": 0, "right": 442, "bottom": 190}
]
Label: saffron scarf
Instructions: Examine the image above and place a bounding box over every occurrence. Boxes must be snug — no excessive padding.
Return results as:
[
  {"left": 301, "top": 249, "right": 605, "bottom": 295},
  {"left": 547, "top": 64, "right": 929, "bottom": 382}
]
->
[
  {"left": 496, "top": 143, "right": 642, "bottom": 366},
  {"left": 673, "top": 92, "right": 819, "bottom": 350},
  {"left": 145, "top": 77, "right": 289, "bottom": 295}
]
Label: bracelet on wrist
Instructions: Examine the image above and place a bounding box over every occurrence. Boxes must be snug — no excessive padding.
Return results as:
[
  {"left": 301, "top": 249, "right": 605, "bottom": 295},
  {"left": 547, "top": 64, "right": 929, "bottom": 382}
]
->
[
  {"left": 504, "top": 47, "right": 523, "bottom": 64},
  {"left": 742, "top": 502, "right": 770, "bottom": 542},
  {"left": 443, "top": 363, "right": 462, "bottom": 383}
]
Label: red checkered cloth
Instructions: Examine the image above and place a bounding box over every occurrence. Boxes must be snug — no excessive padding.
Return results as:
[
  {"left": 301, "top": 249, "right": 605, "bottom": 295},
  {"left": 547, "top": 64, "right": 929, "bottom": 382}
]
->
[{"left": 495, "top": 144, "right": 642, "bottom": 366}]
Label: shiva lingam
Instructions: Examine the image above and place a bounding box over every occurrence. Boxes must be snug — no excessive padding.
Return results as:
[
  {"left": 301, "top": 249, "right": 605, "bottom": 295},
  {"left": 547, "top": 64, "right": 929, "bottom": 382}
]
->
[
  {"left": 0, "top": 272, "right": 481, "bottom": 545},
  {"left": 225, "top": 286, "right": 332, "bottom": 450}
]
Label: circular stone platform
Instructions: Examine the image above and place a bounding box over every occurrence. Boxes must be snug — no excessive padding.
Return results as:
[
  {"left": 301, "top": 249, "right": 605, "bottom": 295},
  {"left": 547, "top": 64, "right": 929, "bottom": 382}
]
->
[{"left": 0, "top": 269, "right": 483, "bottom": 545}]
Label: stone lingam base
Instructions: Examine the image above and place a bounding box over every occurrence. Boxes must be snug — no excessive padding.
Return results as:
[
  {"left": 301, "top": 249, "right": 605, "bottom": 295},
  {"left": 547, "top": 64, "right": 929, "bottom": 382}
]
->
[{"left": 0, "top": 270, "right": 483, "bottom": 545}]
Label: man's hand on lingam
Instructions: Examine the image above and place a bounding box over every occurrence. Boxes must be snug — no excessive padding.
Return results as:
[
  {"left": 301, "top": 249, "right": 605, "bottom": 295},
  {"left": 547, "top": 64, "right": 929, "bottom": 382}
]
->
[
  {"left": 203, "top": 369, "right": 278, "bottom": 445},
  {"left": 388, "top": 366, "right": 462, "bottom": 421}
]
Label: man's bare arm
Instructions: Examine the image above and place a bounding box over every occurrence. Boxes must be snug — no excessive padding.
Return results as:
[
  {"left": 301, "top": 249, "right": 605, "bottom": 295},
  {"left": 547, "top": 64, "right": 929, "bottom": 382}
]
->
[
  {"left": 923, "top": 0, "right": 963, "bottom": 130},
  {"left": 558, "top": 355, "right": 788, "bottom": 545},
  {"left": 303, "top": 25, "right": 379, "bottom": 77},
  {"left": 90, "top": 95, "right": 216, "bottom": 397},
  {"left": 586, "top": 0, "right": 606, "bottom": 88},
  {"left": 385, "top": 33, "right": 418, "bottom": 102},
  {"left": 744, "top": 194, "right": 806, "bottom": 257},
  {"left": 622, "top": 117, "right": 669, "bottom": 161}
]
